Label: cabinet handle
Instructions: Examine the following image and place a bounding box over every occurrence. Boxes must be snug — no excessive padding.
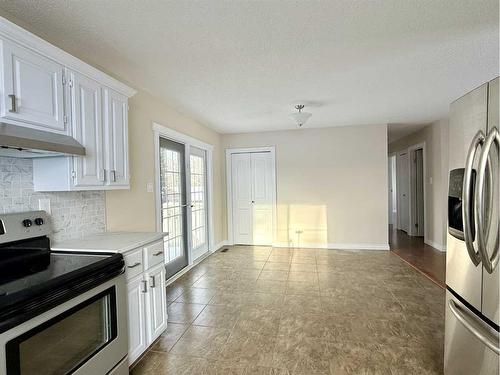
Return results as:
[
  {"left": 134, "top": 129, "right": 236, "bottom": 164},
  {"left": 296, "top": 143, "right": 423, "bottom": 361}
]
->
[
  {"left": 153, "top": 250, "right": 163, "bottom": 256},
  {"left": 141, "top": 280, "right": 148, "bottom": 293},
  {"left": 150, "top": 275, "right": 156, "bottom": 288},
  {"left": 100, "top": 169, "right": 105, "bottom": 182},
  {"left": 111, "top": 170, "right": 116, "bottom": 182},
  {"left": 8, "top": 94, "right": 16, "bottom": 113},
  {"left": 127, "top": 262, "right": 141, "bottom": 269}
]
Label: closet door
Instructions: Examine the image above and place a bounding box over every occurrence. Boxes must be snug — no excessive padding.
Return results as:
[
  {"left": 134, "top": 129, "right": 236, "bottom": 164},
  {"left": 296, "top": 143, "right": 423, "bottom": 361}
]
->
[
  {"left": 251, "top": 152, "right": 274, "bottom": 245},
  {"left": 231, "top": 153, "right": 253, "bottom": 244}
]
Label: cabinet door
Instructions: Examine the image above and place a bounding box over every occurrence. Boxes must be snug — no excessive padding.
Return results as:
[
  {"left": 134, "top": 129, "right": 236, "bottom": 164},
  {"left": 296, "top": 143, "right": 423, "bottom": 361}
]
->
[
  {"left": 104, "top": 88, "right": 129, "bottom": 187},
  {"left": 1, "top": 39, "right": 66, "bottom": 132},
  {"left": 145, "top": 264, "right": 167, "bottom": 344},
  {"left": 70, "top": 71, "right": 105, "bottom": 187},
  {"left": 127, "top": 275, "right": 148, "bottom": 364}
]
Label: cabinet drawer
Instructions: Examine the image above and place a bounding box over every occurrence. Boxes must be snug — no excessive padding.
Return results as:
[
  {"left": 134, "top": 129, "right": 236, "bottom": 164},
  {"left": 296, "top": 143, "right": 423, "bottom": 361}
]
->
[
  {"left": 144, "top": 240, "right": 165, "bottom": 270},
  {"left": 124, "top": 248, "right": 144, "bottom": 280}
]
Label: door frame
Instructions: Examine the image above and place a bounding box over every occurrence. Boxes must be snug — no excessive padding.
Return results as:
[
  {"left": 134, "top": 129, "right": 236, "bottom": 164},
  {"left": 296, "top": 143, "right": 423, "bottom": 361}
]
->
[
  {"left": 396, "top": 150, "right": 409, "bottom": 231},
  {"left": 153, "top": 122, "right": 215, "bottom": 265},
  {"left": 225, "top": 147, "right": 277, "bottom": 246},
  {"left": 407, "top": 142, "right": 427, "bottom": 239},
  {"left": 388, "top": 153, "right": 398, "bottom": 227}
]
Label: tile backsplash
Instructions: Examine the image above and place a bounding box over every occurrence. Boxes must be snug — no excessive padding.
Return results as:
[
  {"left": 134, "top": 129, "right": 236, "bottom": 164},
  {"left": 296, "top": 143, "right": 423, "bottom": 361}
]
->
[{"left": 0, "top": 157, "right": 106, "bottom": 242}]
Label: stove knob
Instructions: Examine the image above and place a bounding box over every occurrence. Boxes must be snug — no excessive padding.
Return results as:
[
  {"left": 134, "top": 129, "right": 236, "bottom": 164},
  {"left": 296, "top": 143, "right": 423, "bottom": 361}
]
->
[
  {"left": 34, "top": 218, "right": 44, "bottom": 226},
  {"left": 22, "top": 219, "right": 33, "bottom": 227}
]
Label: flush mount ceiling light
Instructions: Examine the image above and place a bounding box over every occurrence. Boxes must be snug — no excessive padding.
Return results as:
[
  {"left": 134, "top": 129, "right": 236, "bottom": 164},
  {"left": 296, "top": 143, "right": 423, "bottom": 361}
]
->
[{"left": 290, "top": 104, "right": 312, "bottom": 127}]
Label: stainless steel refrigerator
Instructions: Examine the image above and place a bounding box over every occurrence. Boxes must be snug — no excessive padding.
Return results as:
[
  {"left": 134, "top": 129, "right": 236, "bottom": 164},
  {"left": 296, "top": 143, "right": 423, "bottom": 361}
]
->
[{"left": 445, "top": 77, "right": 499, "bottom": 374}]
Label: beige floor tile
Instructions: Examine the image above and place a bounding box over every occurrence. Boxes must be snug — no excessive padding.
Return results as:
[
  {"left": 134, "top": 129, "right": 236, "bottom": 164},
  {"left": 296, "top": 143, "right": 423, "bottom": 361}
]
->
[
  {"left": 263, "top": 262, "right": 291, "bottom": 271},
  {"left": 288, "top": 271, "right": 318, "bottom": 282},
  {"left": 258, "top": 270, "right": 289, "bottom": 281},
  {"left": 169, "top": 325, "right": 231, "bottom": 359},
  {"left": 134, "top": 245, "right": 445, "bottom": 375},
  {"left": 167, "top": 302, "right": 206, "bottom": 324},
  {"left": 150, "top": 322, "right": 189, "bottom": 352},
  {"left": 193, "top": 304, "right": 241, "bottom": 328},
  {"left": 175, "top": 288, "right": 217, "bottom": 304}
]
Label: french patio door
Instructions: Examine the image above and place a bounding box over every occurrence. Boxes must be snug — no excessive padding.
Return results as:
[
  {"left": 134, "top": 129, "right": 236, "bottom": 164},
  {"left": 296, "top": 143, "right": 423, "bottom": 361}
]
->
[
  {"left": 160, "top": 138, "right": 188, "bottom": 278},
  {"left": 159, "top": 138, "right": 210, "bottom": 279},
  {"left": 190, "top": 146, "right": 209, "bottom": 260}
]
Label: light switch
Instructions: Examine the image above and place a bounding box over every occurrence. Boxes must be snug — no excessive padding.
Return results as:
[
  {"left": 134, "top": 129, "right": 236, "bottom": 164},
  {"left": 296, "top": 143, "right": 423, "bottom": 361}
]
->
[
  {"left": 429, "top": 177, "right": 433, "bottom": 185},
  {"left": 38, "top": 198, "right": 51, "bottom": 214},
  {"left": 147, "top": 182, "right": 154, "bottom": 193}
]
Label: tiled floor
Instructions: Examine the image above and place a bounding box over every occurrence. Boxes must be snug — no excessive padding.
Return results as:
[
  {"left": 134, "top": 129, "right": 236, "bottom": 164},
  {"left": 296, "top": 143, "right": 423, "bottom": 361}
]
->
[
  {"left": 389, "top": 226, "right": 446, "bottom": 288},
  {"left": 132, "top": 246, "right": 445, "bottom": 375}
]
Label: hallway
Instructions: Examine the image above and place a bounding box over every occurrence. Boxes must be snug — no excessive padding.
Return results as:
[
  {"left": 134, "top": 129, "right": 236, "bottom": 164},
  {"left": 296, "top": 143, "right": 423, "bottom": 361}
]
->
[{"left": 389, "top": 226, "right": 446, "bottom": 288}]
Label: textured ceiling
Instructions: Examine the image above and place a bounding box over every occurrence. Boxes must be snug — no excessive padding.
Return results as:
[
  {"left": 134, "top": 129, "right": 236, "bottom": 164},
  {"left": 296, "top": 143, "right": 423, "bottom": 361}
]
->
[{"left": 0, "top": 0, "right": 498, "bottom": 134}]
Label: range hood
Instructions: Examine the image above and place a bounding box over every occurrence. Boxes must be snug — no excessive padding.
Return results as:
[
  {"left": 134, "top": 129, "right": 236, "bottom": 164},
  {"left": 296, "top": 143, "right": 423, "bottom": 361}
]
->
[{"left": 0, "top": 123, "right": 85, "bottom": 158}]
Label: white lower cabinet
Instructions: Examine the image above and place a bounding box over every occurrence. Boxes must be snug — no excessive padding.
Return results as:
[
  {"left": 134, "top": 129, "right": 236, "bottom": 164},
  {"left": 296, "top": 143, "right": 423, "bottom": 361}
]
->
[
  {"left": 125, "top": 241, "right": 168, "bottom": 365},
  {"left": 127, "top": 275, "right": 147, "bottom": 363},
  {"left": 145, "top": 263, "right": 168, "bottom": 343}
]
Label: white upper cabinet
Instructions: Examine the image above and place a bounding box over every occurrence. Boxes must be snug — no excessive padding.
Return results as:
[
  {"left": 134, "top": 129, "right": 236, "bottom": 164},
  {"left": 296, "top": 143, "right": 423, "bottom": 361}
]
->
[
  {"left": 70, "top": 71, "right": 105, "bottom": 187},
  {"left": 0, "top": 39, "right": 66, "bottom": 132},
  {"left": 0, "top": 16, "right": 136, "bottom": 191},
  {"left": 104, "top": 88, "right": 129, "bottom": 187}
]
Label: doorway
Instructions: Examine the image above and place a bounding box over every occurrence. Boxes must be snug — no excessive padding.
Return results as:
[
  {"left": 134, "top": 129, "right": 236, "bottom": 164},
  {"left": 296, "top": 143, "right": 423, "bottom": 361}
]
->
[
  {"left": 397, "top": 151, "right": 410, "bottom": 233},
  {"left": 388, "top": 154, "right": 397, "bottom": 226},
  {"left": 411, "top": 147, "right": 425, "bottom": 237},
  {"left": 226, "top": 147, "right": 276, "bottom": 246},
  {"left": 154, "top": 123, "right": 214, "bottom": 280}
]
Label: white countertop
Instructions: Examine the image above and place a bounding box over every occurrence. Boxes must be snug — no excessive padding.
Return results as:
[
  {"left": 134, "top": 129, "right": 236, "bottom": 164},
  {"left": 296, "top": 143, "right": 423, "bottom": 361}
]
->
[{"left": 52, "top": 232, "right": 167, "bottom": 254}]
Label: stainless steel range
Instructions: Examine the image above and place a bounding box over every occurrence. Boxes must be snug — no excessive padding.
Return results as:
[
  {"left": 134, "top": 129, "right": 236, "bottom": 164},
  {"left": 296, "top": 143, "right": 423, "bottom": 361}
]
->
[{"left": 0, "top": 211, "right": 128, "bottom": 375}]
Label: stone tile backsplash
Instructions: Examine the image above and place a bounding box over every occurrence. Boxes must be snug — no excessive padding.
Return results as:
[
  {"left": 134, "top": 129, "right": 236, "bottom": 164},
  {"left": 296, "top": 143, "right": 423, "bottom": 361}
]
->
[{"left": 0, "top": 157, "right": 106, "bottom": 242}]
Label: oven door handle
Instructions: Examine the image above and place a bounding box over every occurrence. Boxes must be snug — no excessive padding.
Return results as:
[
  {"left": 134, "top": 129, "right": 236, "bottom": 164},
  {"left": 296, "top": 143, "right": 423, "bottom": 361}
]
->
[
  {"left": 448, "top": 299, "right": 500, "bottom": 354},
  {"left": 476, "top": 127, "right": 500, "bottom": 274},
  {"left": 463, "top": 130, "right": 484, "bottom": 266}
]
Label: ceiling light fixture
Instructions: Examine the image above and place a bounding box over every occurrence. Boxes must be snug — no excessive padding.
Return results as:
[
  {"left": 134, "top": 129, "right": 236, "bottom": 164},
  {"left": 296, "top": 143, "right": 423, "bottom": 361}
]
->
[{"left": 290, "top": 104, "right": 312, "bottom": 127}]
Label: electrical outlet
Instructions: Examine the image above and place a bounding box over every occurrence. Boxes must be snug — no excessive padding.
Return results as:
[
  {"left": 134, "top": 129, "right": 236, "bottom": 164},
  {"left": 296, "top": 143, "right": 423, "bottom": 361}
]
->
[
  {"left": 146, "top": 182, "right": 154, "bottom": 193},
  {"left": 38, "top": 198, "right": 51, "bottom": 214}
]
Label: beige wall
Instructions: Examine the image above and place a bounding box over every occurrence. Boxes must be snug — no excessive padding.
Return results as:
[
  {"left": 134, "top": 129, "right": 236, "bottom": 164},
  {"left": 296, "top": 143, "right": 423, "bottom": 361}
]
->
[
  {"left": 105, "top": 90, "right": 225, "bottom": 246},
  {"left": 389, "top": 119, "right": 449, "bottom": 250},
  {"left": 222, "top": 124, "right": 389, "bottom": 249}
]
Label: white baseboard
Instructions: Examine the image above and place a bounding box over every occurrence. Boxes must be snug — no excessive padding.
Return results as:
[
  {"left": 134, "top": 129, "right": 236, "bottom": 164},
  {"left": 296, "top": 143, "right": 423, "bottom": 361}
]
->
[
  {"left": 424, "top": 239, "right": 446, "bottom": 252},
  {"left": 272, "top": 242, "right": 390, "bottom": 251}
]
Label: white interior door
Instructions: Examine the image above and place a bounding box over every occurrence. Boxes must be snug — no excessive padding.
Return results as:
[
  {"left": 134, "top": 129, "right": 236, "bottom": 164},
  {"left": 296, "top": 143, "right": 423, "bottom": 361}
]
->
[
  {"left": 251, "top": 152, "right": 274, "bottom": 245},
  {"left": 231, "top": 151, "right": 274, "bottom": 246},
  {"left": 190, "top": 146, "right": 209, "bottom": 260},
  {"left": 231, "top": 153, "right": 253, "bottom": 244},
  {"left": 398, "top": 152, "right": 409, "bottom": 232}
]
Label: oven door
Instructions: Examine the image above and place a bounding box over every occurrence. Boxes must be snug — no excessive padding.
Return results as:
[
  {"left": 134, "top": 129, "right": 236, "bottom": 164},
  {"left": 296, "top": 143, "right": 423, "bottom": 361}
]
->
[{"left": 0, "top": 274, "right": 128, "bottom": 375}]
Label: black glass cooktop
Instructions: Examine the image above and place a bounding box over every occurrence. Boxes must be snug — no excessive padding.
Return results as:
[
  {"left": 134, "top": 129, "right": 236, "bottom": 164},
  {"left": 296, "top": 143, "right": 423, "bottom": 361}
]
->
[
  {"left": 0, "top": 236, "right": 124, "bottom": 334},
  {"left": 0, "top": 252, "right": 110, "bottom": 297}
]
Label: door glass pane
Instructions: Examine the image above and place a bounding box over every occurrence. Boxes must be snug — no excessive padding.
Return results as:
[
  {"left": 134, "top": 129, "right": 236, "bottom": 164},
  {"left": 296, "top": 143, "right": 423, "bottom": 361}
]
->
[
  {"left": 9, "top": 291, "right": 115, "bottom": 375},
  {"left": 159, "top": 138, "right": 188, "bottom": 277},
  {"left": 190, "top": 147, "right": 208, "bottom": 252}
]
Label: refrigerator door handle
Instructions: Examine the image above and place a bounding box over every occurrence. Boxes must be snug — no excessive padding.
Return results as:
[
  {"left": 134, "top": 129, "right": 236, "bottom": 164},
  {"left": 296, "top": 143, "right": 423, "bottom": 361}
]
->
[
  {"left": 476, "top": 127, "right": 500, "bottom": 274},
  {"left": 448, "top": 299, "right": 500, "bottom": 355},
  {"left": 463, "top": 130, "right": 485, "bottom": 266}
]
